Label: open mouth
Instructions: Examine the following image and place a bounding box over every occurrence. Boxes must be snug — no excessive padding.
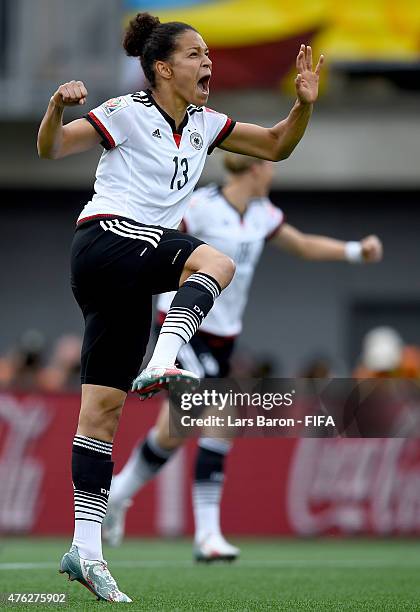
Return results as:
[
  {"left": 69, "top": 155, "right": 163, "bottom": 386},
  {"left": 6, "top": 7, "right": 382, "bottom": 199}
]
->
[{"left": 197, "top": 75, "right": 211, "bottom": 95}]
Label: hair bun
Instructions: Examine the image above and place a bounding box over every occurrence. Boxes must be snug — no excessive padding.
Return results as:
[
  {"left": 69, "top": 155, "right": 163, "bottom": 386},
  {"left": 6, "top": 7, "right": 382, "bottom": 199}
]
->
[{"left": 123, "top": 12, "right": 160, "bottom": 58}]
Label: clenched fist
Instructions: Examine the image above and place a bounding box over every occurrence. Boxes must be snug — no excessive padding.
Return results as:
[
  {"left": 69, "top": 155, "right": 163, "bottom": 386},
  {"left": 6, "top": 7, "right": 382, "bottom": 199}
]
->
[
  {"left": 51, "top": 80, "right": 88, "bottom": 107},
  {"left": 361, "top": 235, "right": 383, "bottom": 263}
]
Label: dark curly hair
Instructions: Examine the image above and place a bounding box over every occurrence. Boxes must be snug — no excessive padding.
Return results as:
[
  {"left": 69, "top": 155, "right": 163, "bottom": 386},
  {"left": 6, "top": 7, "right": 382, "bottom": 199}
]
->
[{"left": 123, "top": 12, "right": 197, "bottom": 87}]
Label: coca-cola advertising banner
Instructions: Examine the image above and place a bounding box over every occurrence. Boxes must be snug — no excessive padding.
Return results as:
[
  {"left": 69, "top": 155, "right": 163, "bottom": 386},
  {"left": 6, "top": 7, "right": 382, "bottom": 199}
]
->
[{"left": 1, "top": 391, "right": 420, "bottom": 536}]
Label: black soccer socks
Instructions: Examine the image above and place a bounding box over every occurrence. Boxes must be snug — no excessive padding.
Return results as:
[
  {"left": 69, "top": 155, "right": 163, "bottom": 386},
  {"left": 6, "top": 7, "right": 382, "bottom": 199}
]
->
[
  {"left": 148, "top": 273, "right": 221, "bottom": 368},
  {"left": 72, "top": 434, "right": 114, "bottom": 560}
]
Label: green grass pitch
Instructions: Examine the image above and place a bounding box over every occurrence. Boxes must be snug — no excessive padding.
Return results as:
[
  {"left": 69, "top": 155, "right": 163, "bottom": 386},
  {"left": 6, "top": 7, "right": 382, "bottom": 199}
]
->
[{"left": 1, "top": 537, "right": 420, "bottom": 611}]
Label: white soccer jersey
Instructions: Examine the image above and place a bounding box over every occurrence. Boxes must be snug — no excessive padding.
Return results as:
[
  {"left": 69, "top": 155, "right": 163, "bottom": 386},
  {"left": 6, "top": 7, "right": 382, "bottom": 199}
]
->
[
  {"left": 157, "top": 184, "right": 284, "bottom": 337},
  {"left": 77, "top": 90, "right": 235, "bottom": 228}
]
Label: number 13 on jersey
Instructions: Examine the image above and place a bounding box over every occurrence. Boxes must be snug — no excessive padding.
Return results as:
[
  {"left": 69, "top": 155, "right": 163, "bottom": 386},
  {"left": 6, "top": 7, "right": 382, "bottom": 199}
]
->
[{"left": 170, "top": 156, "right": 189, "bottom": 190}]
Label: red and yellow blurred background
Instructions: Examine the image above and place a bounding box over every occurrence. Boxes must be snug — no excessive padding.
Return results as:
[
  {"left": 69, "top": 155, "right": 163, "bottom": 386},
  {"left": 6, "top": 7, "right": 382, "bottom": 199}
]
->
[{"left": 125, "top": 0, "right": 420, "bottom": 89}]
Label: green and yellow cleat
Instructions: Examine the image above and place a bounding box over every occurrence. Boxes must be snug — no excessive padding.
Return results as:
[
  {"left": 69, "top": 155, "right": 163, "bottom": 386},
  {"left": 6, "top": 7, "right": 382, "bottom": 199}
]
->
[{"left": 59, "top": 545, "right": 132, "bottom": 602}]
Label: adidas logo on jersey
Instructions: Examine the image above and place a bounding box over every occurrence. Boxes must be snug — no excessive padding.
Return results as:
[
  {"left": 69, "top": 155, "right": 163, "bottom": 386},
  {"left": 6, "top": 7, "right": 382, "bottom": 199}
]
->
[{"left": 152, "top": 129, "right": 161, "bottom": 139}]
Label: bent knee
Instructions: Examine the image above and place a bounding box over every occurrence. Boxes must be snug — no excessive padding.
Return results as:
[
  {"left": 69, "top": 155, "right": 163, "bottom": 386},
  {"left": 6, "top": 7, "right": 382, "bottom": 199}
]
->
[
  {"left": 217, "top": 254, "right": 236, "bottom": 289},
  {"left": 225, "top": 256, "right": 236, "bottom": 281}
]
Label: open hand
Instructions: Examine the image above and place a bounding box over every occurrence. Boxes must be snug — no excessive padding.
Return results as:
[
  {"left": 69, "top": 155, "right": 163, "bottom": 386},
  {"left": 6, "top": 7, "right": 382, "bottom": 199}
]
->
[
  {"left": 361, "top": 235, "right": 383, "bottom": 263},
  {"left": 295, "top": 45, "right": 324, "bottom": 105},
  {"left": 51, "top": 80, "right": 88, "bottom": 107}
]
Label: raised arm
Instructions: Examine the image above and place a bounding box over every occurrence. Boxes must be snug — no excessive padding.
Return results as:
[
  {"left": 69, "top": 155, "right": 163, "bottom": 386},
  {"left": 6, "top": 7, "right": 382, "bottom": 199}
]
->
[
  {"left": 220, "top": 46, "right": 324, "bottom": 161},
  {"left": 37, "top": 81, "right": 101, "bottom": 159},
  {"left": 271, "top": 223, "right": 383, "bottom": 263}
]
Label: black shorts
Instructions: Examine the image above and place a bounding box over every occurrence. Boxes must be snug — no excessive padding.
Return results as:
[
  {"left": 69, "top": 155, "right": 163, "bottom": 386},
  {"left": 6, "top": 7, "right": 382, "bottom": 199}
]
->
[
  {"left": 71, "top": 216, "right": 204, "bottom": 392},
  {"left": 155, "top": 316, "right": 235, "bottom": 378}
]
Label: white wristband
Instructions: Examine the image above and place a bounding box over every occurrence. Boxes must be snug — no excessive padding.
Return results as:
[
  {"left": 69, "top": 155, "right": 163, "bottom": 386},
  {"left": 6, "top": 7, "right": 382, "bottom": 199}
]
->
[{"left": 345, "top": 241, "right": 363, "bottom": 263}]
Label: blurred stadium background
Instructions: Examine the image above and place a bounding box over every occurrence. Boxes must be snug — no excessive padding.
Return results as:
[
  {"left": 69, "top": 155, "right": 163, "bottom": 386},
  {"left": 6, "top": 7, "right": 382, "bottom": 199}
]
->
[{"left": 1, "top": 1, "right": 420, "bottom": 604}]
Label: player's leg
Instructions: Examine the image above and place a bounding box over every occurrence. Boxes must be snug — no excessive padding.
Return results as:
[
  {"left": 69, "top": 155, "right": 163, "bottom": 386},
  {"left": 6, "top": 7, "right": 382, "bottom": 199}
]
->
[
  {"left": 103, "top": 335, "right": 206, "bottom": 546},
  {"left": 111, "top": 400, "right": 181, "bottom": 505},
  {"left": 60, "top": 384, "right": 133, "bottom": 602},
  {"left": 103, "top": 399, "right": 184, "bottom": 546},
  {"left": 61, "top": 220, "right": 152, "bottom": 601},
  {"left": 192, "top": 437, "right": 239, "bottom": 562},
  {"left": 190, "top": 338, "right": 239, "bottom": 561},
  {"left": 61, "top": 315, "right": 149, "bottom": 601},
  {"left": 71, "top": 383, "right": 125, "bottom": 561},
  {"left": 149, "top": 243, "right": 235, "bottom": 367},
  {"left": 133, "top": 239, "right": 235, "bottom": 395}
]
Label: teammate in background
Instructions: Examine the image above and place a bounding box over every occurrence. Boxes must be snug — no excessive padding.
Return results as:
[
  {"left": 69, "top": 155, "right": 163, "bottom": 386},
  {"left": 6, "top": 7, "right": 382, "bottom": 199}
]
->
[
  {"left": 103, "top": 152, "right": 383, "bottom": 560},
  {"left": 37, "top": 11, "right": 324, "bottom": 602}
]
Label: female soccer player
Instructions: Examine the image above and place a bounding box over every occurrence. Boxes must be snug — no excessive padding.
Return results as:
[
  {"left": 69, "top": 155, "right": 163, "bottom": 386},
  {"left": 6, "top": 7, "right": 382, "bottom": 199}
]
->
[
  {"left": 38, "top": 12, "right": 324, "bottom": 601},
  {"left": 103, "top": 152, "right": 383, "bottom": 561}
]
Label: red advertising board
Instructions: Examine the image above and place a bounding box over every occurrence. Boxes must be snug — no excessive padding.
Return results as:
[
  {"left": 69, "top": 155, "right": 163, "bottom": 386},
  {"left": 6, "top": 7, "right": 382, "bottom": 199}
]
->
[{"left": 1, "top": 392, "right": 420, "bottom": 536}]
